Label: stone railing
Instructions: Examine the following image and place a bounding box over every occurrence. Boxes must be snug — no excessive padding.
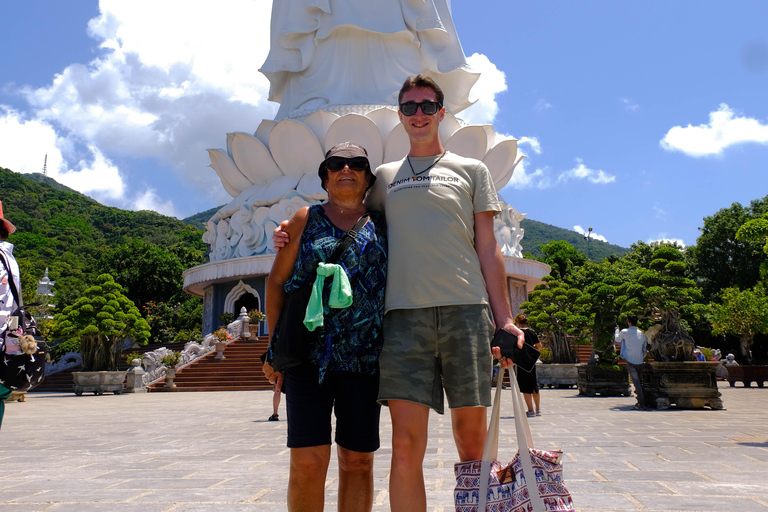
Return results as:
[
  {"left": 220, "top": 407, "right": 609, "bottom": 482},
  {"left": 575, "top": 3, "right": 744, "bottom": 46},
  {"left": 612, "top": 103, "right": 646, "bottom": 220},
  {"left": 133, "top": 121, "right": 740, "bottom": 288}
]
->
[
  {"left": 140, "top": 308, "right": 252, "bottom": 388},
  {"left": 45, "top": 351, "right": 83, "bottom": 376},
  {"left": 43, "top": 308, "right": 253, "bottom": 391}
]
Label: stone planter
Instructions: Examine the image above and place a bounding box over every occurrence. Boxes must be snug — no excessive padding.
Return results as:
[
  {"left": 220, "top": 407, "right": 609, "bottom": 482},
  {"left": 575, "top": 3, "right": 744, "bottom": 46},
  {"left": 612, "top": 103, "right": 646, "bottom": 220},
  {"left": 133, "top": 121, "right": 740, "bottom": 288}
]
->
[
  {"left": 72, "top": 371, "right": 127, "bottom": 396},
  {"left": 642, "top": 362, "right": 723, "bottom": 410},
  {"left": 163, "top": 368, "right": 178, "bottom": 390},
  {"left": 214, "top": 341, "right": 227, "bottom": 360},
  {"left": 577, "top": 364, "right": 630, "bottom": 397},
  {"left": 537, "top": 363, "right": 579, "bottom": 388}
]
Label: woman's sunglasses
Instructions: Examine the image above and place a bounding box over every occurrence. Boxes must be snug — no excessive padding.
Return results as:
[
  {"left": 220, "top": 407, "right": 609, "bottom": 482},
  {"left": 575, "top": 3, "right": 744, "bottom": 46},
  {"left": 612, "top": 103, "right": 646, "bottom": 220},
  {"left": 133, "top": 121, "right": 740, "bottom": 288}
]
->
[
  {"left": 325, "top": 156, "right": 369, "bottom": 172},
  {"left": 399, "top": 100, "right": 442, "bottom": 116}
]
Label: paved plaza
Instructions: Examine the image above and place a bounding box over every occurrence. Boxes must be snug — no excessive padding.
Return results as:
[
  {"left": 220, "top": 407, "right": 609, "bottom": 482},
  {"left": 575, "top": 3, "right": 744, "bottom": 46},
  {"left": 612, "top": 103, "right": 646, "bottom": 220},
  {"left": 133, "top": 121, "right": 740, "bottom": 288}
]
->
[{"left": 1, "top": 382, "right": 767, "bottom": 512}]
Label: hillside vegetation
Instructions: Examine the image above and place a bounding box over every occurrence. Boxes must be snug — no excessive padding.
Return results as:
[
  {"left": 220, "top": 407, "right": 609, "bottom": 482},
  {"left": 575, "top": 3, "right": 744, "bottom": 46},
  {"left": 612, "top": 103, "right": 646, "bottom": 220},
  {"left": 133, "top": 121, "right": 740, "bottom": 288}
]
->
[{"left": 1, "top": 167, "right": 206, "bottom": 349}]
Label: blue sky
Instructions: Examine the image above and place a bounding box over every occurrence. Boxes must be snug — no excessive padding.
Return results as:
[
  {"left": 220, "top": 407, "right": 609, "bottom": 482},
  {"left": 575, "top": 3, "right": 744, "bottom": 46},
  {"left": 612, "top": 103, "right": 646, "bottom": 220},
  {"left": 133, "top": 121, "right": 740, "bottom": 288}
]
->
[{"left": 1, "top": 0, "right": 767, "bottom": 249}]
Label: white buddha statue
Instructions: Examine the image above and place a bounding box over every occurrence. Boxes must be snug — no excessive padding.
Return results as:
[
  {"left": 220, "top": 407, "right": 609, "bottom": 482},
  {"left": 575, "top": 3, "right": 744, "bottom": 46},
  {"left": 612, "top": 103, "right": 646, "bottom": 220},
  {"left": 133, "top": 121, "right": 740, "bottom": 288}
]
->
[{"left": 260, "top": 0, "right": 480, "bottom": 120}]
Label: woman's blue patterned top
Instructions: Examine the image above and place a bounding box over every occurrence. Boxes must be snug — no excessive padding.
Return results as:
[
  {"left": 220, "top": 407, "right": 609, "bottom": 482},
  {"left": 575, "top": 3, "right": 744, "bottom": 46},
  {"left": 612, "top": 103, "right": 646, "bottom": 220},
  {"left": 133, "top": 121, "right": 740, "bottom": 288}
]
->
[{"left": 275, "top": 205, "right": 387, "bottom": 383}]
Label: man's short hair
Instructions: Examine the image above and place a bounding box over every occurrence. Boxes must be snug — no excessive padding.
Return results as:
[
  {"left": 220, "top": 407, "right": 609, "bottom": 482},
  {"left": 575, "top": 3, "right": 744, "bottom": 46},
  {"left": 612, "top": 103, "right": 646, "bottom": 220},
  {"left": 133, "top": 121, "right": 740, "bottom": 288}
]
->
[
  {"left": 627, "top": 314, "right": 638, "bottom": 326},
  {"left": 398, "top": 74, "right": 444, "bottom": 106}
]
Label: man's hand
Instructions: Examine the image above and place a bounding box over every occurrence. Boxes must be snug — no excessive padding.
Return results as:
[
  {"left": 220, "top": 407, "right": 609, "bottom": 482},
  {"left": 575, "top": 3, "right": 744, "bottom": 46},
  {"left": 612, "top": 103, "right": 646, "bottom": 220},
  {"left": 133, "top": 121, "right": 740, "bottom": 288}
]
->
[
  {"left": 262, "top": 360, "right": 281, "bottom": 385},
  {"left": 272, "top": 220, "right": 290, "bottom": 251},
  {"left": 491, "top": 323, "right": 525, "bottom": 368}
]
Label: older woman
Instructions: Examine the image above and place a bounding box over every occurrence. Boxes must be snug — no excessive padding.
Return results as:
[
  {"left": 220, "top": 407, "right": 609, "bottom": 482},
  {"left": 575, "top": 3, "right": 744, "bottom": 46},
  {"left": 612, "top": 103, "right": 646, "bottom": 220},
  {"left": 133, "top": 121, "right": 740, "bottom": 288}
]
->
[{"left": 262, "top": 142, "right": 387, "bottom": 512}]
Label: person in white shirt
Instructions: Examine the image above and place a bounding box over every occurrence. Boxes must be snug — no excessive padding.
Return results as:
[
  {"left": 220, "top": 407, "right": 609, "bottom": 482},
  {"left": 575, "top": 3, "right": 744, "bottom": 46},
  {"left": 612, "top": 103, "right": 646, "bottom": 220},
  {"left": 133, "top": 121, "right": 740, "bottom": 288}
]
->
[{"left": 615, "top": 315, "right": 648, "bottom": 410}]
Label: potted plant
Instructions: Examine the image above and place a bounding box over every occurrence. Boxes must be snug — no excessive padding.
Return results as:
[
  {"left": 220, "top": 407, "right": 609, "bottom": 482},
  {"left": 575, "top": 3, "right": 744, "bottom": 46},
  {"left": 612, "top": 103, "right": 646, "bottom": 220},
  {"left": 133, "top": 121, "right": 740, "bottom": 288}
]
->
[
  {"left": 161, "top": 351, "right": 182, "bottom": 389},
  {"left": 213, "top": 327, "right": 232, "bottom": 360},
  {"left": 52, "top": 274, "right": 151, "bottom": 396}
]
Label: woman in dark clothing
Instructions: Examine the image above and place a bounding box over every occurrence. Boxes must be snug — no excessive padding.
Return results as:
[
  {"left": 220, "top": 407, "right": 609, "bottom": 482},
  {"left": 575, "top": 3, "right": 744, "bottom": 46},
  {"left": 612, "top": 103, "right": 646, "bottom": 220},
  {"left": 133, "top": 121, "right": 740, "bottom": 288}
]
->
[
  {"left": 514, "top": 313, "right": 543, "bottom": 417},
  {"left": 262, "top": 142, "right": 387, "bottom": 512}
]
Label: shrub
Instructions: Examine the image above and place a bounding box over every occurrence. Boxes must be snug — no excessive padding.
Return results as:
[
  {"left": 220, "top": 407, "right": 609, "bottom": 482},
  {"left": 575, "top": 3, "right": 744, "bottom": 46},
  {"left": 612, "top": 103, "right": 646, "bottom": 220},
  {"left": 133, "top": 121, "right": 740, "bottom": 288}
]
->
[{"left": 161, "top": 351, "right": 181, "bottom": 368}]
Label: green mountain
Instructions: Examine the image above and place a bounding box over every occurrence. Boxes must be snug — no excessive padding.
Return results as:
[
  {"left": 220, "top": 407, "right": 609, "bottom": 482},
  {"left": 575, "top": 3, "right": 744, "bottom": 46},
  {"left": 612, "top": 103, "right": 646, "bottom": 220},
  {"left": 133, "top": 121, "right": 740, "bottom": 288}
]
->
[
  {"left": 183, "top": 205, "right": 223, "bottom": 230},
  {"left": 521, "top": 218, "right": 629, "bottom": 260},
  {"left": 0, "top": 167, "right": 206, "bottom": 308}
]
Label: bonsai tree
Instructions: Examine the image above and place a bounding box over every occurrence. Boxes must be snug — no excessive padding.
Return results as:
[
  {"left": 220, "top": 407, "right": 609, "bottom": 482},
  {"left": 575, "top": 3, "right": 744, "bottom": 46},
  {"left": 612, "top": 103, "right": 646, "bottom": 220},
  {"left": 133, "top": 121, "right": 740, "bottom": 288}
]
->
[
  {"left": 710, "top": 286, "right": 768, "bottom": 363},
  {"left": 521, "top": 276, "right": 589, "bottom": 363},
  {"left": 615, "top": 244, "right": 704, "bottom": 361},
  {"left": 52, "top": 274, "right": 151, "bottom": 372}
]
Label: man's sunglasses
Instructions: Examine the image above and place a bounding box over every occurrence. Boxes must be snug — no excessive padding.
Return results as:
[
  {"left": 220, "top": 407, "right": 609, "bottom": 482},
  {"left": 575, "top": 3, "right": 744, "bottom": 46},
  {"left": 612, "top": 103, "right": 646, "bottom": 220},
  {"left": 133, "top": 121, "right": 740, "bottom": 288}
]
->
[
  {"left": 399, "top": 100, "right": 442, "bottom": 116},
  {"left": 325, "top": 156, "right": 369, "bottom": 172}
]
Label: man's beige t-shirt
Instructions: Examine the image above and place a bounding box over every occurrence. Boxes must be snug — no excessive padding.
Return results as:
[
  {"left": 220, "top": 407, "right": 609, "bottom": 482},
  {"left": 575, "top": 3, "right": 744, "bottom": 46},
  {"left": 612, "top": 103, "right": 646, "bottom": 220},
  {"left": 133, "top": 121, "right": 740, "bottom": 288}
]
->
[{"left": 366, "top": 151, "right": 501, "bottom": 313}]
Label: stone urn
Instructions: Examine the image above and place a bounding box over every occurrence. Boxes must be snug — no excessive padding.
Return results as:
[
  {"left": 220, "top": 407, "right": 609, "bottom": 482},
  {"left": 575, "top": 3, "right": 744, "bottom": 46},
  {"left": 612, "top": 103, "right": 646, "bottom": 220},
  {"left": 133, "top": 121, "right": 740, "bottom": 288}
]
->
[
  {"left": 537, "top": 363, "right": 579, "bottom": 389},
  {"left": 163, "top": 368, "right": 178, "bottom": 389},
  {"left": 214, "top": 342, "right": 227, "bottom": 360},
  {"left": 577, "top": 364, "right": 630, "bottom": 397},
  {"left": 72, "top": 371, "right": 127, "bottom": 396}
]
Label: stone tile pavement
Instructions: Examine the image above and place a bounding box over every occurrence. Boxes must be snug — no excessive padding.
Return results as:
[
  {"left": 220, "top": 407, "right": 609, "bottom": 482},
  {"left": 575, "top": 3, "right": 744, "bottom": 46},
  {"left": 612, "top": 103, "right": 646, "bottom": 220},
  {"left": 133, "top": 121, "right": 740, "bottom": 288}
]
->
[{"left": 1, "top": 382, "right": 767, "bottom": 511}]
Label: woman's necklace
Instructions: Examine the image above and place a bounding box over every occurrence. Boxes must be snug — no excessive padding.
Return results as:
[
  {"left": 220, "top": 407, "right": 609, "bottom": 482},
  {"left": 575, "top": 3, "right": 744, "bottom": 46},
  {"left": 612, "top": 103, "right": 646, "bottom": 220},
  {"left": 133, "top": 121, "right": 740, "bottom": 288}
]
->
[
  {"left": 327, "top": 201, "right": 364, "bottom": 215},
  {"left": 407, "top": 151, "right": 446, "bottom": 176}
]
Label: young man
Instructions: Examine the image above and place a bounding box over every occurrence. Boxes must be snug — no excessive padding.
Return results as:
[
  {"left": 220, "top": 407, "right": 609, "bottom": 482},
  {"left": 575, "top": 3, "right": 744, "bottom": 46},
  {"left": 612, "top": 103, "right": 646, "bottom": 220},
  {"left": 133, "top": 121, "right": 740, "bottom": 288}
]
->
[
  {"left": 615, "top": 315, "right": 648, "bottom": 410},
  {"left": 366, "top": 75, "right": 522, "bottom": 511},
  {"left": 273, "top": 75, "right": 523, "bottom": 511}
]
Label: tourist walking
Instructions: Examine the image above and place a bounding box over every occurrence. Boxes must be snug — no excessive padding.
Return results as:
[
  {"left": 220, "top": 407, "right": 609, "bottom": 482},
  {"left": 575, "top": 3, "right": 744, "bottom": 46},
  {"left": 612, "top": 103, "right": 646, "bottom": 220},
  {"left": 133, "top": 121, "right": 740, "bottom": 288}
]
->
[
  {"left": 514, "top": 314, "right": 543, "bottom": 417},
  {"left": 615, "top": 315, "right": 648, "bottom": 410},
  {"left": 262, "top": 142, "right": 387, "bottom": 512}
]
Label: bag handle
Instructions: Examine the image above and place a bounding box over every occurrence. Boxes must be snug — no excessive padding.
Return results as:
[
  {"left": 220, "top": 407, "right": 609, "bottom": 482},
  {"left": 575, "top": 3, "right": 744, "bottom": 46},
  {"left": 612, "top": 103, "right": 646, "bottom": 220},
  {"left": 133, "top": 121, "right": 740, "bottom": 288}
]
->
[
  {"left": 478, "top": 366, "right": 546, "bottom": 512},
  {"left": 326, "top": 212, "right": 370, "bottom": 264}
]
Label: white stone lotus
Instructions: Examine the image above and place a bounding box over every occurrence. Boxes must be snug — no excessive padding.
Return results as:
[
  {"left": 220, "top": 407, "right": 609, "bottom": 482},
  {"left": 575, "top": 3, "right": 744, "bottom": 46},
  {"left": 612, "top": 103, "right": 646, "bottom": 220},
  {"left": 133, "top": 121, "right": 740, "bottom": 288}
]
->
[{"left": 205, "top": 106, "right": 526, "bottom": 261}]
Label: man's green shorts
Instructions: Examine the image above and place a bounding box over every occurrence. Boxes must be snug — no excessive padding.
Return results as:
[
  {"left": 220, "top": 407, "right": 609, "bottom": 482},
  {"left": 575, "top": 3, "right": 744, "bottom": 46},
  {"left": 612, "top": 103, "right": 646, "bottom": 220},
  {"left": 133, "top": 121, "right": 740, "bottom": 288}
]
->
[{"left": 377, "top": 304, "right": 494, "bottom": 414}]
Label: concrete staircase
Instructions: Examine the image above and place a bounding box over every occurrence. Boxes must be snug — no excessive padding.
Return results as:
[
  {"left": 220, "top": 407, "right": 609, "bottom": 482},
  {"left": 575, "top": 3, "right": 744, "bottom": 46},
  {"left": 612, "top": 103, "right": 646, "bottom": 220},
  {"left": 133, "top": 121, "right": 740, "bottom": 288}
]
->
[{"left": 148, "top": 336, "right": 272, "bottom": 392}]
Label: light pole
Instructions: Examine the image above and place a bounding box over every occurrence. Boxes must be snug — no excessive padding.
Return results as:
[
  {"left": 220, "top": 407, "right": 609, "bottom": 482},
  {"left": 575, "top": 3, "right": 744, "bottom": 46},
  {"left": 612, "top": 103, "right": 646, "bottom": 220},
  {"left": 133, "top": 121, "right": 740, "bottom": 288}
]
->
[{"left": 584, "top": 226, "right": 593, "bottom": 260}]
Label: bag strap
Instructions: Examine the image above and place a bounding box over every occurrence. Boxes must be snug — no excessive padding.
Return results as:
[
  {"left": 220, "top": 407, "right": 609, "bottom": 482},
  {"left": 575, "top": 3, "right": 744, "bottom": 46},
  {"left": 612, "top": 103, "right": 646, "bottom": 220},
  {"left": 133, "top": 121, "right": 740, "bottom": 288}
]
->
[
  {"left": 478, "top": 366, "right": 546, "bottom": 512},
  {"left": 326, "top": 213, "right": 370, "bottom": 264},
  {"left": 0, "top": 250, "right": 21, "bottom": 307}
]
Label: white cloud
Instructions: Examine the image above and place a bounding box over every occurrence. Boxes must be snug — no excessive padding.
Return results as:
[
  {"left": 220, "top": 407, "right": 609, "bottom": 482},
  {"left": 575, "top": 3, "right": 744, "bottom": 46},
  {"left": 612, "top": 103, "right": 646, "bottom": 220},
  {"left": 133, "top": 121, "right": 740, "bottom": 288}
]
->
[
  {"left": 55, "top": 147, "right": 125, "bottom": 200},
  {"left": 620, "top": 97, "right": 640, "bottom": 113},
  {"left": 653, "top": 203, "right": 666, "bottom": 219},
  {"left": 0, "top": 106, "right": 62, "bottom": 174},
  {"left": 557, "top": 158, "right": 616, "bottom": 184},
  {"left": 4, "top": 0, "right": 276, "bottom": 211},
  {"left": 460, "top": 53, "right": 507, "bottom": 125},
  {"left": 574, "top": 225, "right": 608, "bottom": 243},
  {"left": 503, "top": 157, "right": 549, "bottom": 190},
  {"left": 518, "top": 136, "right": 542, "bottom": 154},
  {"left": 660, "top": 104, "right": 768, "bottom": 157},
  {"left": 133, "top": 189, "right": 180, "bottom": 217},
  {"left": 647, "top": 235, "right": 686, "bottom": 248},
  {"left": 534, "top": 98, "right": 552, "bottom": 112}
]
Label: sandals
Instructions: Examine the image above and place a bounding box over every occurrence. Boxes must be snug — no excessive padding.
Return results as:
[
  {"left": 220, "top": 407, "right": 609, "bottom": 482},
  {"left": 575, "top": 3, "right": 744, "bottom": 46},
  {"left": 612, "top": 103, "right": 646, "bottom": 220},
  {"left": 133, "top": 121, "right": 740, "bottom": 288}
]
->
[
  {"left": 526, "top": 411, "right": 536, "bottom": 418},
  {"left": 268, "top": 413, "right": 279, "bottom": 421}
]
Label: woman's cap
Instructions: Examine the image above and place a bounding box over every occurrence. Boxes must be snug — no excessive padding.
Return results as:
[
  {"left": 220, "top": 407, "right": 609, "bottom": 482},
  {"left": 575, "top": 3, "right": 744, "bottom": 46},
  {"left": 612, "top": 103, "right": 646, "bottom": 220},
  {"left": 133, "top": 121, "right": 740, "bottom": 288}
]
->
[
  {"left": 0, "top": 200, "right": 16, "bottom": 235},
  {"left": 318, "top": 142, "right": 375, "bottom": 191}
]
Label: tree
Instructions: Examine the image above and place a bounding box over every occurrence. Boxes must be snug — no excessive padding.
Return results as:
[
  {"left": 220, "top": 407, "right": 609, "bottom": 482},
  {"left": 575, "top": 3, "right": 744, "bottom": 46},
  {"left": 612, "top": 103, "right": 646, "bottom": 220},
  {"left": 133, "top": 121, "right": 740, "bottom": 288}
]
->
[
  {"left": 736, "top": 211, "right": 768, "bottom": 282},
  {"left": 710, "top": 287, "right": 768, "bottom": 363},
  {"left": 687, "top": 196, "right": 768, "bottom": 300},
  {"left": 521, "top": 277, "right": 589, "bottom": 363},
  {"left": 52, "top": 274, "right": 150, "bottom": 371},
  {"left": 98, "top": 238, "right": 190, "bottom": 307},
  {"left": 537, "top": 240, "right": 587, "bottom": 283}
]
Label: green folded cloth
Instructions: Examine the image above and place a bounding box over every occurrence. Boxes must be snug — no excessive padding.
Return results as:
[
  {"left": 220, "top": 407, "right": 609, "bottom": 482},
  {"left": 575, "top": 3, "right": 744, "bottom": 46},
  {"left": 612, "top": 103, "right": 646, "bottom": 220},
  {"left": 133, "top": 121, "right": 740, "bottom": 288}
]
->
[{"left": 304, "top": 262, "right": 353, "bottom": 331}]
